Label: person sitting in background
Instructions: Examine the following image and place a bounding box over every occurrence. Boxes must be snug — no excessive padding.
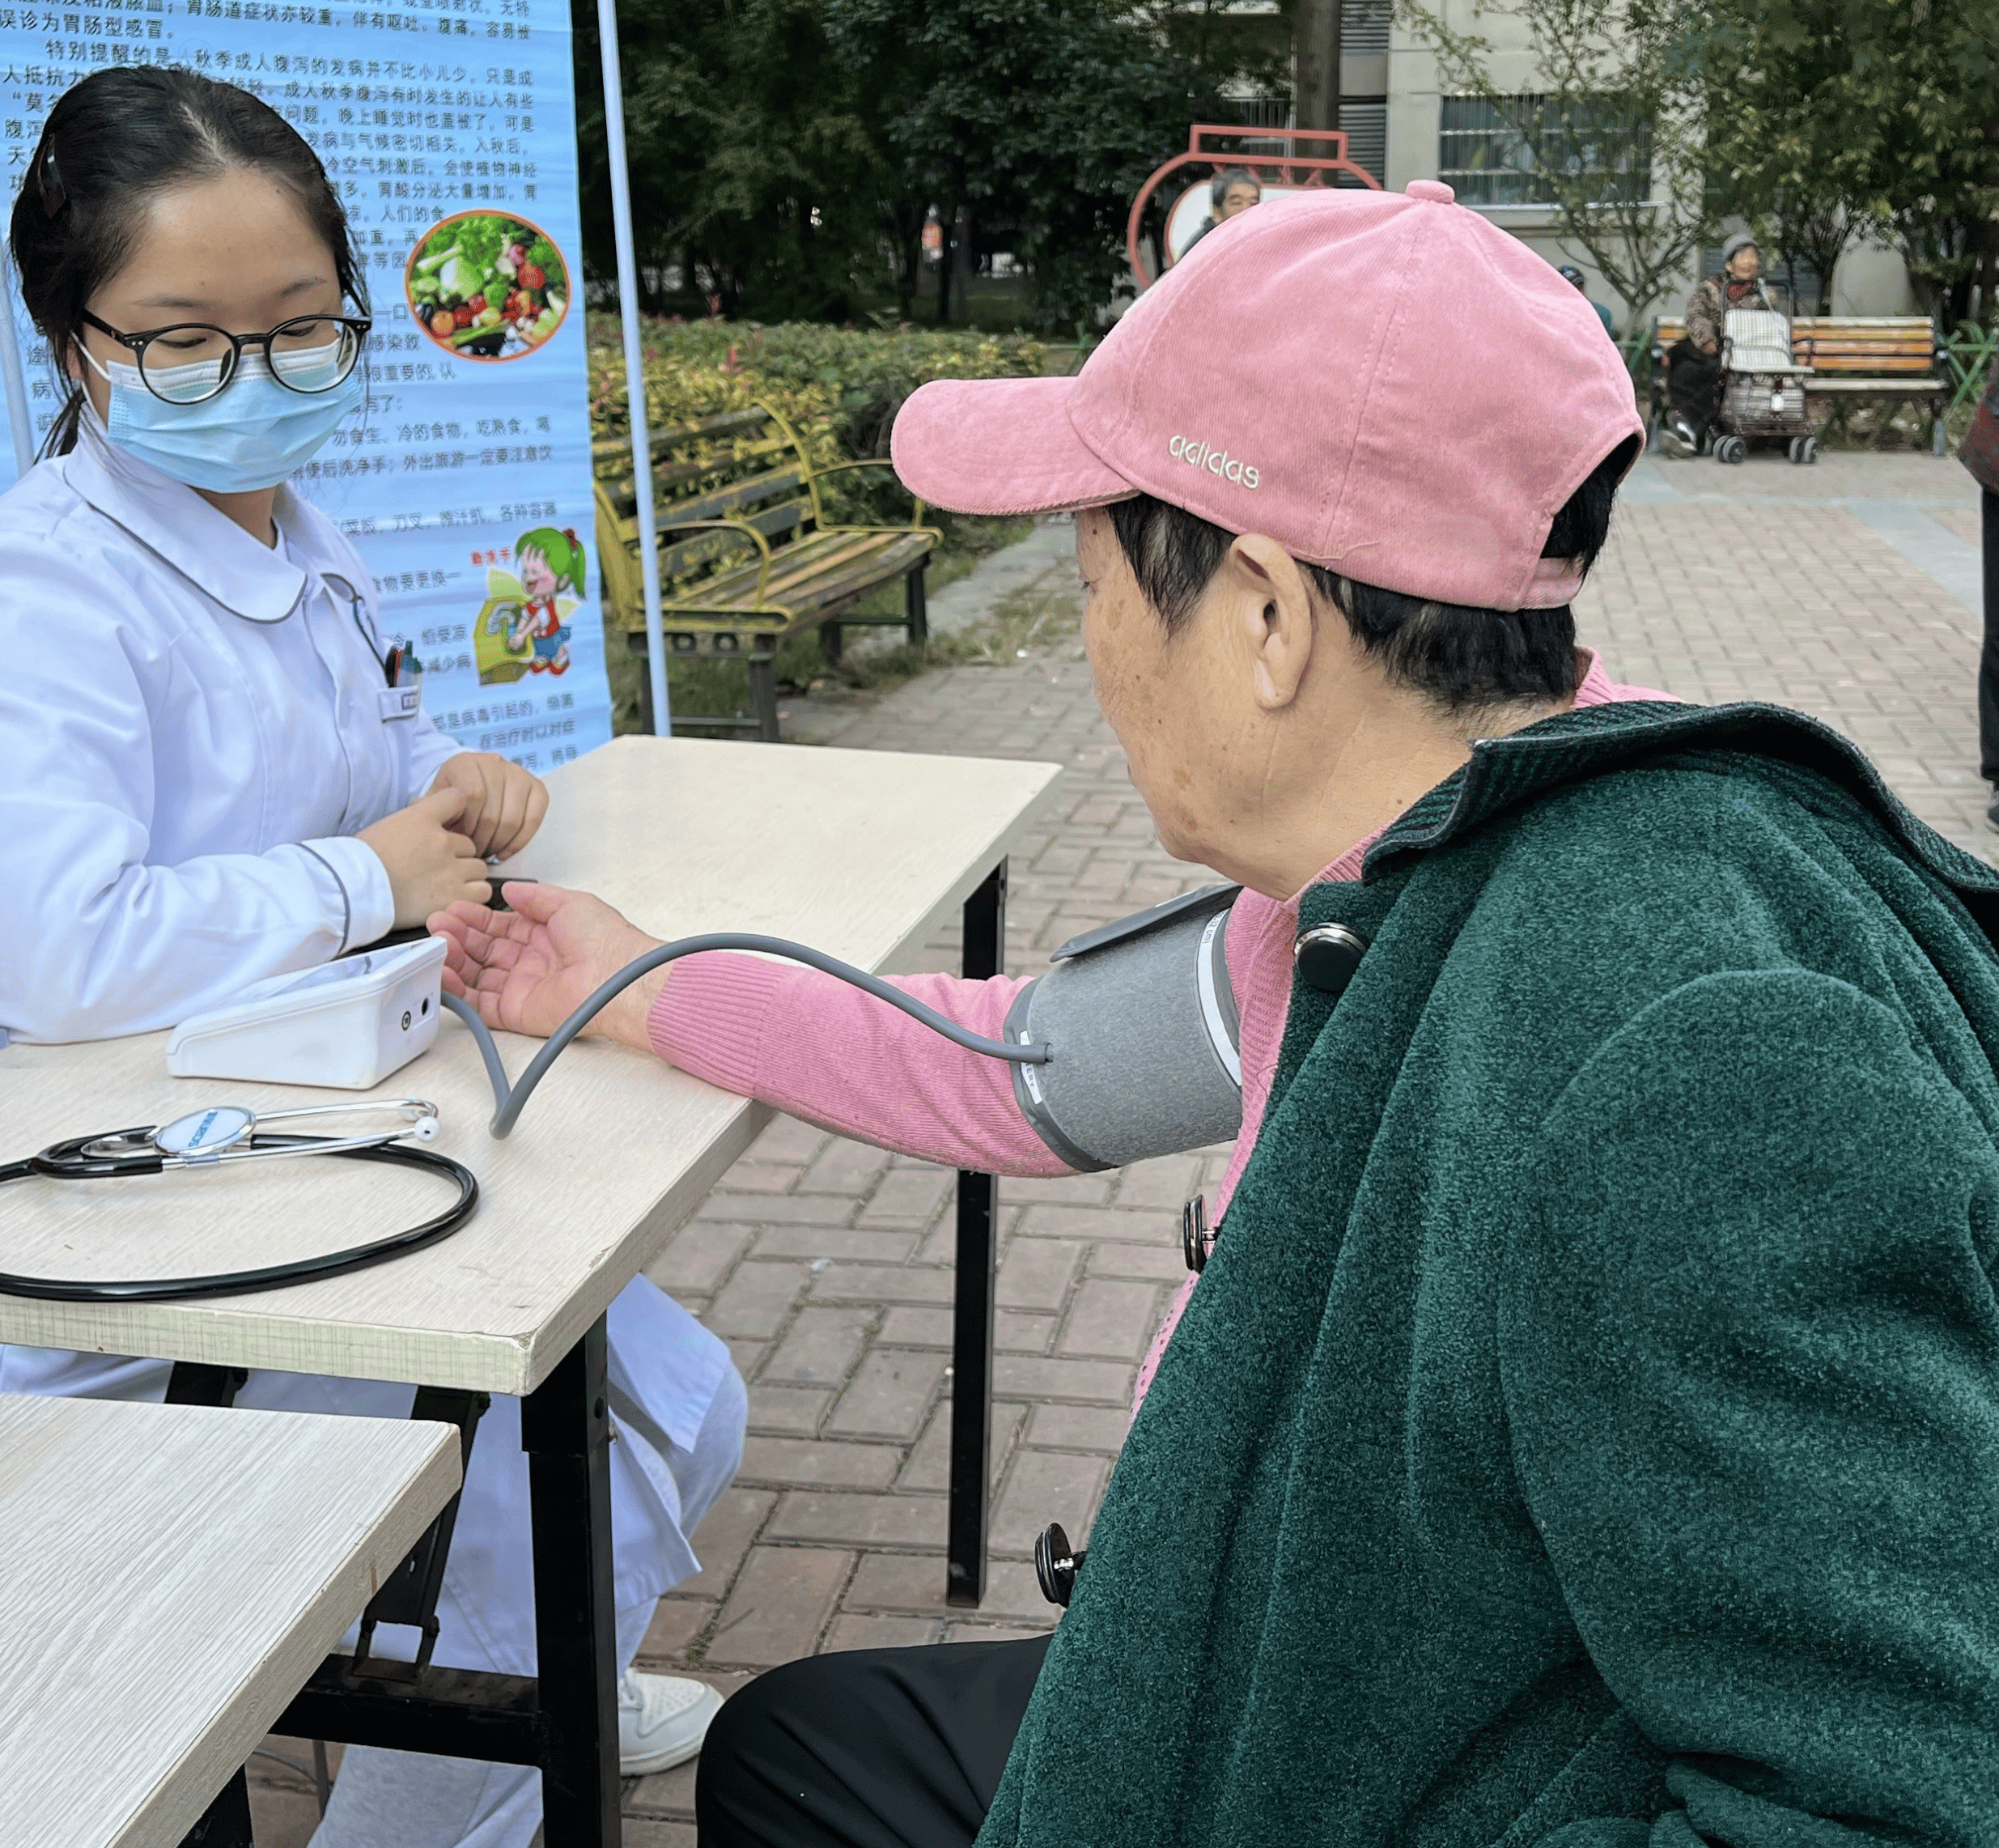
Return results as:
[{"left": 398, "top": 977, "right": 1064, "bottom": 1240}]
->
[
  {"left": 1177, "top": 168, "right": 1260, "bottom": 258},
  {"left": 1557, "top": 262, "right": 1615, "bottom": 337},
  {"left": 1664, "top": 231, "right": 1780, "bottom": 453}
]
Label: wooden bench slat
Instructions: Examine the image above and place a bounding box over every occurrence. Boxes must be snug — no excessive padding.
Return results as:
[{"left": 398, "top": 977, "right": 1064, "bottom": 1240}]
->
[
  {"left": 656, "top": 503, "right": 809, "bottom": 583},
  {"left": 1796, "top": 339, "right": 1936, "bottom": 355},
  {"left": 664, "top": 535, "right": 936, "bottom": 627},
  {"left": 672, "top": 540, "right": 884, "bottom": 613},
  {"left": 688, "top": 533, "right": 922, "bottom": 609},
  {"left": 590, "top": 405, "right": 770, "bottom": 470},
  {"left": 1803, "top": 359, "right": 1937, "bottom": 373},
  {"left": 598, "top": 437, "right": 797, "bottom": 516},
  {"left": 593, "top": 398, "right": 939, "bottom": 738},
  {"left": 656, "top": 466, "right": 808, "bottom": 529},
  {"left": 1802, "top": 376, "right": 1947, "bottom": 393}
]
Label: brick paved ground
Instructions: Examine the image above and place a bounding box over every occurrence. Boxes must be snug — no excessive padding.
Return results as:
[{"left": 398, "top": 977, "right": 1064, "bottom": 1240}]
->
[{"left": 249, "top": 448, "right": 1986, "bottom": 1844}]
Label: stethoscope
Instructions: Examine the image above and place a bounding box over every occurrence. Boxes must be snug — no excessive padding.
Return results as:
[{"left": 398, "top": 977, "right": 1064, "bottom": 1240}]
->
[
  {"left": 0, "top": 1100, "right": 477, "bottom": 1302},
  {"left": 3, "top": 935, "right": 1051, "bottom": 1305}
]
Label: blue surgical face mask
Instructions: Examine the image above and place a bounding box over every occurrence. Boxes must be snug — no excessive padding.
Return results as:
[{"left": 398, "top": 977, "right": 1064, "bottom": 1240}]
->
[{"left": 85, "top": 342, "right": 364, "bottom": 493}]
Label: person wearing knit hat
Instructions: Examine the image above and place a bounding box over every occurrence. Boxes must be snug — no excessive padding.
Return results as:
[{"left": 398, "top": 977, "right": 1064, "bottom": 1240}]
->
[
  {"left": 1664, "top": 230, "right": 1783, "bottom": 452},
  {"left": 435, "top": 182, "right": 1999, "bottom": 1848}
]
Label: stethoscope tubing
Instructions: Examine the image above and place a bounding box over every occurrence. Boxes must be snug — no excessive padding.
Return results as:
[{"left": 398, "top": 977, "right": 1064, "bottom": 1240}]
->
[
  {"left": 444, "top": 930, "right": 1055, "bottom": 1140},
  {"left": 0, "top": 1134, "right": 477, "bottom": 1302},
  {"left": 1, "top": 931, "right": 1043, "bottom": 1302}
]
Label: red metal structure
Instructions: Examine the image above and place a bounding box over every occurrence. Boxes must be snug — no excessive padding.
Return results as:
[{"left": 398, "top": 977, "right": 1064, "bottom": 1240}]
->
[{"left": 1127, "top": 124, "right": 1383, "bottom": 290}]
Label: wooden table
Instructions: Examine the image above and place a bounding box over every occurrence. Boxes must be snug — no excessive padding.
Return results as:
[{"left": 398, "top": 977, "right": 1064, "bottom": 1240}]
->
[
  {"left": 0, "top": 1392, "right": 459, "bottom": 1848},
  {"left": 0, "top": 735, "right": 1061, "bottom": 1847}
]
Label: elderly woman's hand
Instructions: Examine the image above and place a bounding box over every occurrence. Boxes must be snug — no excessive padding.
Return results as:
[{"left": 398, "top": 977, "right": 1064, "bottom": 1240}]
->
[{"left": 429, "top": 882, "right": 666, "bottom": 1047}]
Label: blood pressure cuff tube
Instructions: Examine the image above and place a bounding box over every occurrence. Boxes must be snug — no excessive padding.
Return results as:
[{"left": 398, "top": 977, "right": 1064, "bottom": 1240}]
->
[{"left": 1003, "top": 884, "right": 1243, "bottom": 1172}]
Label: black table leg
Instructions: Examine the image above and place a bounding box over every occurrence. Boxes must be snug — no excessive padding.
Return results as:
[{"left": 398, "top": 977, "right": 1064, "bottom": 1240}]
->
[
  {"left": 949, "top": 860, "right": 1006, "bottom": 1607},
  {"left": 521, "top": 1314, "right": 620, "bottom": 1846},
  {"left": 164, "top": 1362, "right": 248, "bottom": 1408},
  {"left": 176, "top": 1767, "right": 253, "bottom": 1847}
]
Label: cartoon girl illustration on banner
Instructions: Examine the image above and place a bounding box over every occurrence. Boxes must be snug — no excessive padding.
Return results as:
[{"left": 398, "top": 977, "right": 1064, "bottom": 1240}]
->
[
  {"left": 475, "top": 525, "right": 584, "bottom": 683},
  {"left": 509, "top": 525, "right": 582, "bottom": 675}
]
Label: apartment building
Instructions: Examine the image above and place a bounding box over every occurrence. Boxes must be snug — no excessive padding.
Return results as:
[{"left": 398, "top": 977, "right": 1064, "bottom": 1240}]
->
[{"left": 1212, "top": 0, "right": 1917, "bottom": 327}]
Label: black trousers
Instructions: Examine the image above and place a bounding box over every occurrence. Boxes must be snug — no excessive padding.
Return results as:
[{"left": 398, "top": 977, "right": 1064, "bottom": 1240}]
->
[
  {"left": 696, "top": 1634, "right": 1051, "bottom": 1848},
  {"left": 1666, "top": 338, "right": 1721, "bottom": 431},
  {"left": 1981, "top": 491, "right": 1999, "bottom": 784}
]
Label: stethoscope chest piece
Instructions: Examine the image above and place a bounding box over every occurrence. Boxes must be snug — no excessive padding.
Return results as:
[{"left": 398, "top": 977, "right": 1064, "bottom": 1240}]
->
[{"left": 151, "top": 1106, "right": 257, "bottom": 1158}]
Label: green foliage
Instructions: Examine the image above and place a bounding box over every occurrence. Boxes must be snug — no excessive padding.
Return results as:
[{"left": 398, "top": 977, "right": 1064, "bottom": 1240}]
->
[
  {"left": 1691, "top": 0, "right": 1999, "bottom": 324},
  {"left": 569, "top": 0, "right": 885, "bottom": 321},
  {"left": 587, "top": 313, "right": 1048, "bottom": 529},
  {"left": 567, "top": 0, "right": 1254, "bottom": 327},
  {"left": 822, "top": 0, "right": 1212, "bottom": 327},
  {"left": 1691, "top": 1, "right": 1861, "bottom": 312}
]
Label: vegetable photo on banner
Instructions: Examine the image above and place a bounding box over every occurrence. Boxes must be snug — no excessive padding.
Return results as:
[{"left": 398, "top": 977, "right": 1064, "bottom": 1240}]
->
[{"left": 406, "top": 211, "right": 570, "bottom": 360}]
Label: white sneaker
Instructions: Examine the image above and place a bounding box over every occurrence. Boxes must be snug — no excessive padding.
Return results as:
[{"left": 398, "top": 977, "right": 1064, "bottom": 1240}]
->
[{"left": 618, "top": 1669, "right": 724, "bottom": 1776}]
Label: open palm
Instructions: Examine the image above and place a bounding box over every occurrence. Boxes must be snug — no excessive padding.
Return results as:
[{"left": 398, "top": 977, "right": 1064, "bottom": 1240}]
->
[{"left": 429, "top": 882, "right": 660, "bottom": 1043}]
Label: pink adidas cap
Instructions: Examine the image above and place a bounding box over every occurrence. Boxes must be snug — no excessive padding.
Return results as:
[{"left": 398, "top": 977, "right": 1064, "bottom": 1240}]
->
[{"left": 890, "top": 180, "right": 1644, "bottom": 611}]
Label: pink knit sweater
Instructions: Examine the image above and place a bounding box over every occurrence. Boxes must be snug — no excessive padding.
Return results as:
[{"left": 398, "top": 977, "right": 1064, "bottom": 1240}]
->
[{"left": 649, "top": 651, "right": 1670, "bottom": 1409}]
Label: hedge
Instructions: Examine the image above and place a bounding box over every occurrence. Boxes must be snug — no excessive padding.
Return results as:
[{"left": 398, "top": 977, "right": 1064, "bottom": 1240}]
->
[{"left": 587, "top": 316, "right": 1047, "bottom": 523}]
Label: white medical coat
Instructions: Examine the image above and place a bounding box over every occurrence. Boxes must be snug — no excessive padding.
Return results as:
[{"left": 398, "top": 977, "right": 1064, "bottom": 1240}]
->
[
  {"left": 0, "top": 418, "right": 740, "bottom": 1674},
  {"left": 0, "top": 416, "right": 460, "bottom": 1041}
]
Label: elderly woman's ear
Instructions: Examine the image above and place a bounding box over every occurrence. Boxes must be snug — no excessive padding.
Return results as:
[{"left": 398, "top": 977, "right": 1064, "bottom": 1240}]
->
[{"left": 1216, "top": 533, "right": 1322, "bottom": 712}]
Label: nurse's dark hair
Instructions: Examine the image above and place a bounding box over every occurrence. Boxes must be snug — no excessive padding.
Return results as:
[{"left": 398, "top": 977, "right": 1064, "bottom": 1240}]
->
[
  {"left": 10, "top": 65, "right": 364, "bottom": 459},
  {"left": 1105, "top": 433, "right": 1639, "bottom": 716}
]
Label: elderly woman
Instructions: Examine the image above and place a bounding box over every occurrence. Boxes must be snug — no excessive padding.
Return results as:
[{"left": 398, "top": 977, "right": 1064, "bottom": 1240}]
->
[
  {"left": 1665, "top": 229, "right": 1783, "bottom": 452},
  {"left": 436, "top": 185, "right": 1999, "bottom": 1848}
]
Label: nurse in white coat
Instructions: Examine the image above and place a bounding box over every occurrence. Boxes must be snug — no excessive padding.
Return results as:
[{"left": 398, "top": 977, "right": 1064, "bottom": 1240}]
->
[{"left": 0, "top": 66, "right": 745, "bottom": 1846}]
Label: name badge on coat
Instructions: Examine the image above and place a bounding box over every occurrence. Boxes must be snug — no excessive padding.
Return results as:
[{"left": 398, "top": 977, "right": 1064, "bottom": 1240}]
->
[{"left": 378, "top": 685, "right": 422, "bottom": 722}]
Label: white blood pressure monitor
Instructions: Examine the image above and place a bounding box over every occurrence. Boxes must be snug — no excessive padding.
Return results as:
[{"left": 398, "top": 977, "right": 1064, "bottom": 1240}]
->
[{"left": 165, "top": 937, "right": 448, "bottom": 1090}]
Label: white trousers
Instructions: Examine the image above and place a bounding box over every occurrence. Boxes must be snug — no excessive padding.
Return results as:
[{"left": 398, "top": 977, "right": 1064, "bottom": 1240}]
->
[{"left": 308, "top": 1365, "right": 745, "bottom": 1848}]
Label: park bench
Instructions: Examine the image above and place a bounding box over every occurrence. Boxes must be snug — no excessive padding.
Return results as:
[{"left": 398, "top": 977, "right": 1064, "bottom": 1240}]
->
[
  {"left": 1653, "top": 314, "right": 1949, "bottom": 453},
  {"left": 593, "top": 404, "right": 940, "bottom": 741},
  {"left": 1791, "top": 316, "right": 1949, "bottom": 453}
]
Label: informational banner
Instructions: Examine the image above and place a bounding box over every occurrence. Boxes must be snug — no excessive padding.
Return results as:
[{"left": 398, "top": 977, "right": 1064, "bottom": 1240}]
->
[{"left": 0, "top": 0, "right": 614, "bottom": 770}]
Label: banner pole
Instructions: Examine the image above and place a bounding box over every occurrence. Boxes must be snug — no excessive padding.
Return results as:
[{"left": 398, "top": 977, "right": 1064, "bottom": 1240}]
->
[
  {"left": 0, "top": 257, "right": 37, "bottom": 478},
  {"left": 596, "top": 0, "right": 670, "bottom": 736}
]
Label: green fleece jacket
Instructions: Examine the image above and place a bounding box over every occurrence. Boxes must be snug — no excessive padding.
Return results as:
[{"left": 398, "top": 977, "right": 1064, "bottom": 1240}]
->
[{"left": 979, "top": 700, "right": 1999, "bottom": 1848}]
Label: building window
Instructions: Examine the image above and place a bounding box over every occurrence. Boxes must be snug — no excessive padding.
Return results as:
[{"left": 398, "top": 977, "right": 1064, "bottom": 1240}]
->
[
  {"left": 1339, "top": 102, "right": 1387, "bottom": 185},
  {"left": 1342, "top": 0, "right": 1390, "bottom": 56},
  {"left": 1438, "top": 96, "right": 1651, "bottom": 207}
]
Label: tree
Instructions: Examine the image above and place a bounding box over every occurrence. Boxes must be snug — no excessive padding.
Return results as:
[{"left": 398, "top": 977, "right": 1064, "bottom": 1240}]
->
[
  {"left": 1694, "top": 0, "right": 1862, "bottom": 313},
  {"left": 1832, "top": 0, "right": 1999, "bottom": 326},
  {"left": 825, "top": 0, "right": 1208, "bottom": 329},
  {"left": 571, "top": 0, "right": 889, "bottom": 321},
  {"left": 1692, "top": 0, "right": 1999, "bottom": 325},
  {"left": 1399, "top": 0, "right": 1717, "bottom": 331}
]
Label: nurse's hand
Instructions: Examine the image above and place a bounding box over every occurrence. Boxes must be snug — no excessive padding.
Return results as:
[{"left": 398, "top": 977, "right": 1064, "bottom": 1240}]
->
[
  {"left": 428, "top": 752, "right": 550, "bottom": 860},
  {"left": 430, "top": 882, "right": 666, "bottom": 1048},
  {"left": 359, "top": 787, "right": 494, "bottom": 928}
]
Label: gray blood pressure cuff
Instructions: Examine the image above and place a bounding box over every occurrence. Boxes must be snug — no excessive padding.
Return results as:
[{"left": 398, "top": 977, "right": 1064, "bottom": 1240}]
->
[{"left": 1004, "top": 884, "right": 1242, "bottom": 1172}]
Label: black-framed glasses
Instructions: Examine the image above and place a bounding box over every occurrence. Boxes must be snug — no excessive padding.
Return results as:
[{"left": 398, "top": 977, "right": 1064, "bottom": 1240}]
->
[{"left": 80, "top": 309, "right": 371, "bottom": 406}]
